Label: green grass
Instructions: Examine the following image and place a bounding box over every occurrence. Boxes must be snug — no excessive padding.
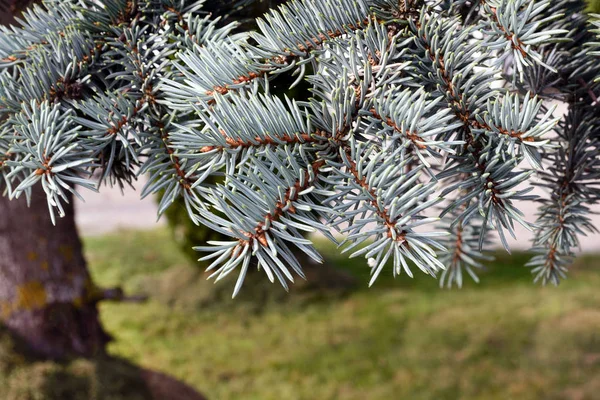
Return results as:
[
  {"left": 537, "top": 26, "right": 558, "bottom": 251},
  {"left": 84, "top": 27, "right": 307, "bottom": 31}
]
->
[{"left": 86, "top": 229, "right": 600, "bottom": 400}]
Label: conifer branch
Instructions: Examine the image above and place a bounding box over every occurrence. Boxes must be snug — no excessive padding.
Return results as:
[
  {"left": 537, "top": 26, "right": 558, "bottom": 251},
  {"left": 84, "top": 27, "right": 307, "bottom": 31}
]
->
[{"left": 0, "top": 0, "right": 594, "bottom": 294}]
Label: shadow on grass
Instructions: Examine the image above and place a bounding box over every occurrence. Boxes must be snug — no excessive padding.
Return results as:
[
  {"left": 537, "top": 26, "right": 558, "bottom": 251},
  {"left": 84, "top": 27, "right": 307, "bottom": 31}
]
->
[
  {"left": 1, "top": 323, "right": 149, "bottom": 400},
  {"left": 0, "top": 323, "right": 207, "bottom": 400}
]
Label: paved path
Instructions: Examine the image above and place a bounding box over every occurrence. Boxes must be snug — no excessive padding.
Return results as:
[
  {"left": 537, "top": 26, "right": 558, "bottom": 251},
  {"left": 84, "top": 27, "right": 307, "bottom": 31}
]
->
[{"left": 75, "top": 177, "right": 165, "bottom": 236}]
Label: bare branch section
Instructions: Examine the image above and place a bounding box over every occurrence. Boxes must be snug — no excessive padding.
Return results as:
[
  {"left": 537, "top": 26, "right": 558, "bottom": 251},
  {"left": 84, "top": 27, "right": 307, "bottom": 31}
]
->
[
  {"left": 95, "top": 287, "right": 148, "bottom": 303},
  {"left": 200, "top": 131, "right": 319, "bottom": 153}
]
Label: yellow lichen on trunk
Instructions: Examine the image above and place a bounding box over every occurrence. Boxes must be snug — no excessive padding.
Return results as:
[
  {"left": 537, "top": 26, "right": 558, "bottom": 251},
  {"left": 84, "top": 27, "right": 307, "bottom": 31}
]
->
[
  {"left": 16, "top": 281, "right": 47, "bottom": 311},
  {"left": 1, "top": 282, "right": 47, "bottom": 320}
]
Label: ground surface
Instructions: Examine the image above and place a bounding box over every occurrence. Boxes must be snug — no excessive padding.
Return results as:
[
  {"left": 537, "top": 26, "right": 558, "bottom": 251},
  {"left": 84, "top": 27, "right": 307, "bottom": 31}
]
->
[{"left": 85, "top": 228, "right": 600, "bottom": 400}]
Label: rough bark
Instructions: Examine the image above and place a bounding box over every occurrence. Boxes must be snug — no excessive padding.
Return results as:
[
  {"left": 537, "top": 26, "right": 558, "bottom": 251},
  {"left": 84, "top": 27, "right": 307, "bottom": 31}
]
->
[{"left": 0, "top": 185, "right": 111, "bottom": 358}]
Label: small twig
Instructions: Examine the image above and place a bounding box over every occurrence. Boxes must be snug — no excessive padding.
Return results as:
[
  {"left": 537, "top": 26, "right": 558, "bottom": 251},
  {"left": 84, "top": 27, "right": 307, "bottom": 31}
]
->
[
  {"left": 98, "top": 287, "right": 148, "bottom": 303},
  {"left": 578, "top": 78, "right": 599, "bottom": 106}
]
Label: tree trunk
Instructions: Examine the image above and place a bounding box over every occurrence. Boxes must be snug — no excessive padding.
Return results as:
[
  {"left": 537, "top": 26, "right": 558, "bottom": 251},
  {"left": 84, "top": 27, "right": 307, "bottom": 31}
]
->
[
  {"left": 0, "top": 185, "right": 110, "bottom": 358},
  {"left": 0, "top": 5, "right": 209, "bottom": 400},
  {"left": 0, "top": 0, "right": 109, "bottom": 360}
]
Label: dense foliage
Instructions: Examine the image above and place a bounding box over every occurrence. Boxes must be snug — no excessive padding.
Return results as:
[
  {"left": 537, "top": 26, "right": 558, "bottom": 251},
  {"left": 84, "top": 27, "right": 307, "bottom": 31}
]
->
[{"left": 0, "top": 0, "right": 599, "bottom": 296}]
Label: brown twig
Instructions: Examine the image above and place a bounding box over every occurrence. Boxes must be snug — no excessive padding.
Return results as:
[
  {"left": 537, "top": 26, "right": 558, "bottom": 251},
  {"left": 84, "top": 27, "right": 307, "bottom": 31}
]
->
[
  {"left": 237, "top": 158, "right": 325, "bottom": 248},
  {"left": 343, "top": 147, "right": 407, "bottom": 244},
  {"left": 96, "top": 287, "right": 148, "bottom": 303},
  {"left": 480, "top": 0, "right": 528, "bottom": 58},
  {"left": 200, "top": 131, "right": 319, "bottom": 153},
  {"left": 368, "top": 109, "right": 427, "bottom": 149},
  {"left": 204, "top": 17, "right": 375, "bottom": 98}
]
